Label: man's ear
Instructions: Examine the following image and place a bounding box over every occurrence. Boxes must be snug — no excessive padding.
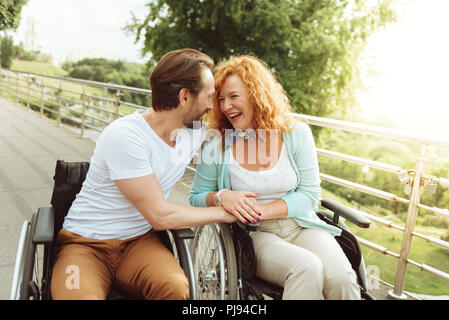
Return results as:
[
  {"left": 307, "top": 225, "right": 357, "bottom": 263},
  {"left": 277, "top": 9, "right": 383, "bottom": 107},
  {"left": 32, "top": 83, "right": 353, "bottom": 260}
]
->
[{"left": 178, "top": 88, "right": 191, "bottom": 107}]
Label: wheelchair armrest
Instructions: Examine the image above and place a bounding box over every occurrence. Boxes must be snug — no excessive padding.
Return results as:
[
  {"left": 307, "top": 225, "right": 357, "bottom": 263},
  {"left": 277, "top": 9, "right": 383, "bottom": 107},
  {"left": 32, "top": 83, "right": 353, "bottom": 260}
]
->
[
  {"left": 320, "top": 198, "right": 371, "bottom": 228},
  {"left": 237, "top": 221, "right": 260, "bottom": 232},
  {"left": 169, "top": 228, "right": 194, "bottom": 240},
  {"left": 33, "top": 207, "right": 55, "bottom": 244}
]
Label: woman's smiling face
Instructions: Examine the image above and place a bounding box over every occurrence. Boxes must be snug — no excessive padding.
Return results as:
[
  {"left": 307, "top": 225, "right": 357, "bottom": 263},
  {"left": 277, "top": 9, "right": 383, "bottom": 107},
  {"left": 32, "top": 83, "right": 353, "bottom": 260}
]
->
[{"left": 218, "top": 74, "right": 255, "bottom": 130}]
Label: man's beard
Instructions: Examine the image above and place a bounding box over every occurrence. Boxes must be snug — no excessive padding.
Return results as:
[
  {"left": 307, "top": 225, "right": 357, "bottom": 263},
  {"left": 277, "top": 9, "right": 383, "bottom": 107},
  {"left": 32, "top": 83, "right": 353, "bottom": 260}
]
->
[{"left": 184, "top": 109, "right": 209, "bottom": 129}]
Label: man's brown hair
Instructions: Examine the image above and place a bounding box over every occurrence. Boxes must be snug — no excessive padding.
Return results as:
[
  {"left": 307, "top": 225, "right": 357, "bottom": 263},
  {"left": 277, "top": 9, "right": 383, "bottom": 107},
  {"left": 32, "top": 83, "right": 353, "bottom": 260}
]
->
[{"left": 149, "top": 49, "right": 214, "bottom": 111}]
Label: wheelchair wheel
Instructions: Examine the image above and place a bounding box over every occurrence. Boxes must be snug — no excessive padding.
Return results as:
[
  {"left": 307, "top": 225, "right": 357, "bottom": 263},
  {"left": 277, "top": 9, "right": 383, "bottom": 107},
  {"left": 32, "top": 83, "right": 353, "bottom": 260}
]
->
[
  {"left": 166, "top": 230, "right": 197, "bottom": 300},
  {"left": 190, "top": 223, "right": 238, "bottom": 300},
  {"left": 10, "top": 214, "right": 42, "bottom": 300},
  {"left": 10, "top": 221, "right": 29, "bottom": 300}
]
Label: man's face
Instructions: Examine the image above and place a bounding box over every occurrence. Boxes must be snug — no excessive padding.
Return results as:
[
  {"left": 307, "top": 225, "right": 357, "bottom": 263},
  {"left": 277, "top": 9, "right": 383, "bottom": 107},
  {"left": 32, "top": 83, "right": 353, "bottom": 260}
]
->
[{"left": 184, "top": 68, "right": 214, "bottom": 129}]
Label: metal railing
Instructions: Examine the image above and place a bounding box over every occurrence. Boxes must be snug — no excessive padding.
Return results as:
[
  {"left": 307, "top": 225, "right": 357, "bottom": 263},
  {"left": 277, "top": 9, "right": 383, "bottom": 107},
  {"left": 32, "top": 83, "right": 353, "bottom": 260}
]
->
[
  {"left": 0, "top": 69, "right": 151, "bottom": 137},
  {"left": 297, "top": 114, "right": 449, "bottom": 299},
  {"left": 1, "top": 68, "right": 449, "bottom": 299}
]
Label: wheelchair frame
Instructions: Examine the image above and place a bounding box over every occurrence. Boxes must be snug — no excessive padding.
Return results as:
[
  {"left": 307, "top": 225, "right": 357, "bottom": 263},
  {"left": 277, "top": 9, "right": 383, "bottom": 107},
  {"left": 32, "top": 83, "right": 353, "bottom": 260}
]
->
[{"left": 10, "top": 159, "right": 197, "bottom": 300}]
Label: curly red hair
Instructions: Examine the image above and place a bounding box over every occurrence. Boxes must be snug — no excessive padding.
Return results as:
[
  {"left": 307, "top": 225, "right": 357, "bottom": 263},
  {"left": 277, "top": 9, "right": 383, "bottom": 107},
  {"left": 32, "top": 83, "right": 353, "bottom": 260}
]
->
[{"left": 204, "top": 55, "right": 296, "bottom": 143}]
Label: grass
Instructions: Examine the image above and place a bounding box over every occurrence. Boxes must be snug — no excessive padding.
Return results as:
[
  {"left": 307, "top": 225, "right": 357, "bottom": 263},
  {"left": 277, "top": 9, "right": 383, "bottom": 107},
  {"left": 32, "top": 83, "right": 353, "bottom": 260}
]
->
[
  {"left": 349, "top": 222, "right": 449, "bottom": 295},
  {"left": 321, "top": 189, "right": 449, "bottom": 295},
  {"left": 11, "top": 59, "right": 68, "bottom": 77}
]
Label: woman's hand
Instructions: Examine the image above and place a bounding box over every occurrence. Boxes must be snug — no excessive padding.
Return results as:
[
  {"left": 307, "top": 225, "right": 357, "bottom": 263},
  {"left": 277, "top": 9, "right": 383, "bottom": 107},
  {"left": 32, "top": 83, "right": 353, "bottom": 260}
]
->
[{"left": 220, "top": 190, "right": 263, "bottom": 224}]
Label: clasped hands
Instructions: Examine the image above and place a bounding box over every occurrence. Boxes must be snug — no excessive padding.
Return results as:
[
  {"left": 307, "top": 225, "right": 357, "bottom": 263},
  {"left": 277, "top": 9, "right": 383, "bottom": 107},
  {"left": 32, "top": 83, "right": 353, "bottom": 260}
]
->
[{"left": 219, "top": 189, "right": 263, "bottom": 224}]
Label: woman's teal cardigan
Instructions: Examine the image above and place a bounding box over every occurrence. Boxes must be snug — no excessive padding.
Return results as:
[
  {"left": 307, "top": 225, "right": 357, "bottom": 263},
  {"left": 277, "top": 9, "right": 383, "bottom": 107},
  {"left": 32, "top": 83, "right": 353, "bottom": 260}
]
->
[{"left": 189, "top": 121, "right": 341, "bottom": 237}]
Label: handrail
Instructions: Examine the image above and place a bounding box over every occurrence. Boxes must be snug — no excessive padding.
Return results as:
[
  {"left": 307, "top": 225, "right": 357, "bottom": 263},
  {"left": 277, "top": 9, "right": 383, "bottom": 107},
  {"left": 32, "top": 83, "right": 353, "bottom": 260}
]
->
[
  {"left": 296, "top": 114, "right": 449, "bottom": 149},
  {"left": 1, "top": 68, "right": 449, "bottom": 299},
  {"left": 316, "top": 148, "right": 403, "bottom": 174},
  {"left": 7, "top": 69, "right": 152, "bottom": 96}
]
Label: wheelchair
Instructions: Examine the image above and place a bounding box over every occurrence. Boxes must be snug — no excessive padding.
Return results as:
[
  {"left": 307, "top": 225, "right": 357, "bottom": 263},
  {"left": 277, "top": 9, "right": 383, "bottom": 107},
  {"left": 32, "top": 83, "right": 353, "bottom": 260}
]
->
[
  {"left": 190, "top": 199, "right": 376, "bottom": 300},
  {"left": 10, "top": 159, "right": 197, "bottom": 300}
]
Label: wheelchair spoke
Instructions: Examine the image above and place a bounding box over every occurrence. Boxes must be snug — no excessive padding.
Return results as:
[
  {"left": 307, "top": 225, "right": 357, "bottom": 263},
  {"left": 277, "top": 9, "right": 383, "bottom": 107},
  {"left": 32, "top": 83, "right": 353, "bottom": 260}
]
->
[{"left": 191, "top": 224, "right": 227, "bottom": 300}]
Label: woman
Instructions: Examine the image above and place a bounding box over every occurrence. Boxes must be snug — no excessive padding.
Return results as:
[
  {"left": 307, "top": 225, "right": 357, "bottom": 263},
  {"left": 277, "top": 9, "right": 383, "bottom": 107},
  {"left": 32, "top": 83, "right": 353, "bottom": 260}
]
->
[{"left": 189, "top": 55, "right": 360, "bottom": 300}]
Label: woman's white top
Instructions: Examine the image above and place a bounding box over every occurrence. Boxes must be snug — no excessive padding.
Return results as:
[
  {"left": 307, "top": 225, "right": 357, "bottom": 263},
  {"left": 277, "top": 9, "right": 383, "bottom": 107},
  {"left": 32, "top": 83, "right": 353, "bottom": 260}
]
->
[{"left": 229, "top": 143, "right": 297, "bottom": 204}]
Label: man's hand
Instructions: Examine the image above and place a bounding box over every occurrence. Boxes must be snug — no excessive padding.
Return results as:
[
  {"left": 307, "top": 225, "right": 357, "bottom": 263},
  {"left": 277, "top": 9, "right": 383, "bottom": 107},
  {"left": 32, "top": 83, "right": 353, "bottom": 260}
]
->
[{"left": 220, "top": 190, "right": 263, "bottom": 224}]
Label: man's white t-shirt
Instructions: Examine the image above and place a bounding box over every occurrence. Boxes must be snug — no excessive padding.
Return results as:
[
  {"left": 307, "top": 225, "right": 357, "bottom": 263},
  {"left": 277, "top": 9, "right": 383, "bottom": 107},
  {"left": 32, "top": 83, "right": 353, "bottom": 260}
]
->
[{"left": 63, "top": 110, "right": 206, "bottom": 240}]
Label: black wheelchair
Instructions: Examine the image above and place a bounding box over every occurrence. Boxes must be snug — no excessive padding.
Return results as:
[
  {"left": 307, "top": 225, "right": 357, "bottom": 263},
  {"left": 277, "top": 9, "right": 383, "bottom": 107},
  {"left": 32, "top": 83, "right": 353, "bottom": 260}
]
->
[
  {"left": 190, "top": 199, "right": 376, "bottom": 300},
  {"left": 10, "top": 159, "right": 197, "bottom": 300}
]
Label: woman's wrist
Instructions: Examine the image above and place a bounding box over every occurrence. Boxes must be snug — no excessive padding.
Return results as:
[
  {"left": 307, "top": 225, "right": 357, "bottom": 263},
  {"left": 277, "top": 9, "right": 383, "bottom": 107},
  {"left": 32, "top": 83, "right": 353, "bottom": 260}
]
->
[{"left": 213, "top": 189, "right": 227, "bottom": 206}]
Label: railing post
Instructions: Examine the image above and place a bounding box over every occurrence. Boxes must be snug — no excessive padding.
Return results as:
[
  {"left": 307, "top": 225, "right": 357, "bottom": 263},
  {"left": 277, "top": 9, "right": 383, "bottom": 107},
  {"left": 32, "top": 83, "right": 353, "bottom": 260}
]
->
[
  {"left": 7, "top": 73, "right": 10, "bottom": 99},
  {"left": 26, "top": 76, "right": 30, "bottom": 111},
  {"left": 57, "top": 81, "right": 62, "bottom": 126},
  {"left": 114, "top": 90, "right": 121, "bottom": 119},
  {"left": 81, "top": 84, "right": 86, "bottom": 137},
  {"left": 40, "top": 84, "right": 44, "bottom": 117},
  {"left": 16, "top": 73, "right": 19, "bottom": 103},
  {"left": 388, "top": 144, "right": 427, "bottom": 299}
]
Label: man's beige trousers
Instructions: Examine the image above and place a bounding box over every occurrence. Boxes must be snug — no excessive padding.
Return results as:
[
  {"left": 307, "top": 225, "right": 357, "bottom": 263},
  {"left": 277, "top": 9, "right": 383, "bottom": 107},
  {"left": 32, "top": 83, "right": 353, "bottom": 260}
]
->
[{"left": 51, "top": 229, "right": 189, "bottom": 300}]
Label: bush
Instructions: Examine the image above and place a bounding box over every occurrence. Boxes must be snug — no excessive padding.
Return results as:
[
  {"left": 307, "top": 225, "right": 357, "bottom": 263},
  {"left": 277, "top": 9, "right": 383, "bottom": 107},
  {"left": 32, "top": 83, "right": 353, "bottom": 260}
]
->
[
  {"left": 441, "top": 230, "right": 449, "bottom": 242},
  {"left": 20, "top": 50, "right": 37, "bottom": 61},
  {"left": 64, "top": 57, "right": 150, "bottom": 107},
  {"left": 0, "top": 35, "right": 14, "bottom": 69},
  {"left": 69, "top": 65, "right": 94, "bottom": 80},
  {"left": 421, "top": 215, "right": 449, "bottom": 229}
]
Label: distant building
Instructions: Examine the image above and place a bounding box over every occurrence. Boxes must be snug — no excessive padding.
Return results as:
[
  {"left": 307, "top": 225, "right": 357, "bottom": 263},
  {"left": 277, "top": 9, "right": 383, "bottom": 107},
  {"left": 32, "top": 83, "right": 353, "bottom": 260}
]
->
[
  {"left": 65, "top": 49, "right": 103, "bottom": 62},
  {"left": 24, "top": 13, "right": 39, "bottom": 52}
]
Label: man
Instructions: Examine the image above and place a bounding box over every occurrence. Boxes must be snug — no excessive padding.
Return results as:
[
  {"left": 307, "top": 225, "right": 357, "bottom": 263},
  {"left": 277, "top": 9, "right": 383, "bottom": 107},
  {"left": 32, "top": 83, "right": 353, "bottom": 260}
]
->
[{"left": 51, "top": 49, "right": 237, "bottom": 300}]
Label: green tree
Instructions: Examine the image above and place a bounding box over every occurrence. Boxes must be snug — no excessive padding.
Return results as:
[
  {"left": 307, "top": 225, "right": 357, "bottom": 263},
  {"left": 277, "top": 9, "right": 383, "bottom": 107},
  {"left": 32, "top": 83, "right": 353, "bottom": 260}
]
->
[
  {"left": 64, "top": 57, "right": 150, "bottom": 106},
  {"left": 69, "top": 65, "right": 94, "bottom": 80},
  {"left": 1, "top": 35, "right": 14, "bottom": 69},
  {"left": 126, "top": 0, "right": 396, "bottom": 118},
  {"left": 92, "top": 68, "right": 105, "bottom": 82},
  {"left": 0, "top": 0, "right": 28, "bottom": 31}
]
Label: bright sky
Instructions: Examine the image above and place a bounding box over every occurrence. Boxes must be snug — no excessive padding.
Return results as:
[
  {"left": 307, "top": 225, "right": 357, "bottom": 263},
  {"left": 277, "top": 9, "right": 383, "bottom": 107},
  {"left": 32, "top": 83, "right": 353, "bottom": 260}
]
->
[
  {"left": 13, "top": 0, "right": 148, "bottom": 64},
  {"left": 11, "top": 0, "right": 449, "bottom": 138},
  {"left": 358, "top": 0, "right": 449, "bottom": 137}
]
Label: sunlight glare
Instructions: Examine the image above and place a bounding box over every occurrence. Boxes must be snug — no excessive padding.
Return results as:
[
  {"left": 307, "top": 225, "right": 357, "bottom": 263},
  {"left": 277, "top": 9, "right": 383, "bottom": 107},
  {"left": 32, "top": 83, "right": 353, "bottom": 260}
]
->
[{"left": 358, "top": 0, "right": 449, "bottom": 137}]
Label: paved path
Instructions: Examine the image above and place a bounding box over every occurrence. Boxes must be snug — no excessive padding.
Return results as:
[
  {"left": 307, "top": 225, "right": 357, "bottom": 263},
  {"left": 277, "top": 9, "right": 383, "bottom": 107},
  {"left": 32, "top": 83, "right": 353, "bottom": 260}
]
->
[{"left": 0, "top": 96, "right": 95, "bottom": 299}]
